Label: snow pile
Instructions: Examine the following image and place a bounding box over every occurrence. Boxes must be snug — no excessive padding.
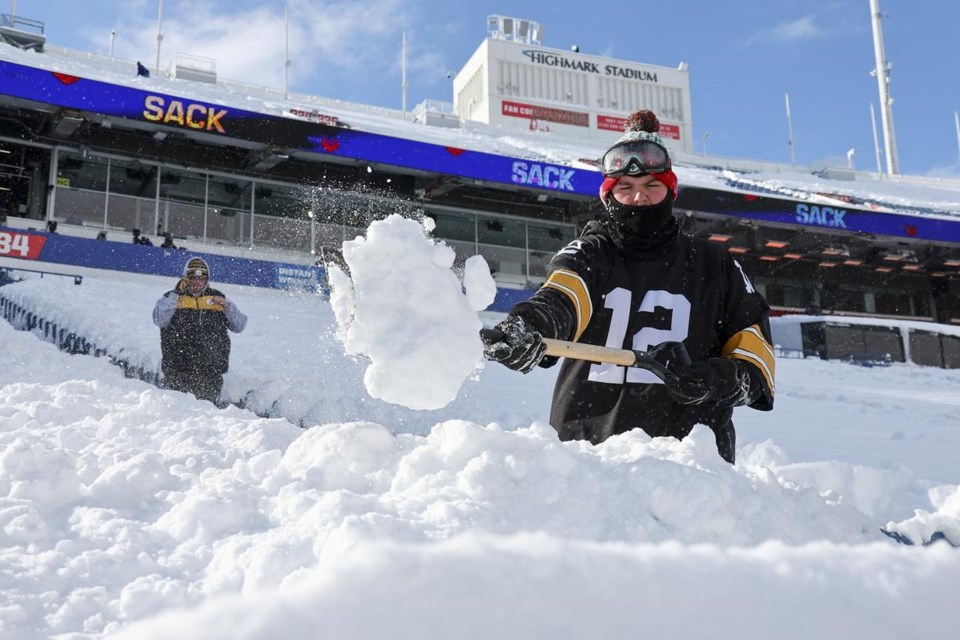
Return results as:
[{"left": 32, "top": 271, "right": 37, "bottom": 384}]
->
[
  {"left": 2, "top": 214, "right": 960, "bottom": 639},
  {"left": 2, "top": 319, "right": 959, "bottom": 640},
  {"left": 109, "top": 536, "right": 960, "bottom": 640},
  {"left": 327, "top": 214, "right": 490, "bottom": 410}
]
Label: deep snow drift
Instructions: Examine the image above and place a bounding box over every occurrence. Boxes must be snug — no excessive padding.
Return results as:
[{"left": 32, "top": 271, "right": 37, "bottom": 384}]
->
[{"left": 1, "top": 217, "right": 959, "bottom": 639}]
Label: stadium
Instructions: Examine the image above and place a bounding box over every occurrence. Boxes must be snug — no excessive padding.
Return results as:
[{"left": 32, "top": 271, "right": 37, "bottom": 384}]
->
[
  {"left": 3, "top": 10, "right": 960, "bottom": 638},
  {"left": 3, "top": 10, "right": 960, "bottom": 362}
]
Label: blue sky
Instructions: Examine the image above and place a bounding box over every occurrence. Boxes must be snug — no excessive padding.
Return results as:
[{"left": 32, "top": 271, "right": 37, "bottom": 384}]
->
[{"left": 12, "top": 0, "right": 960, "bottom": 176}]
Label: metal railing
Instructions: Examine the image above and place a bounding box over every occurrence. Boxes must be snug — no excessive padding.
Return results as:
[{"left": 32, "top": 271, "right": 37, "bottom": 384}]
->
[
  {"left": 1, "top": 266, "right": 83, "bottom": 285},
  {"left": 1, "top": 14, "right": 45, "bottom": 34}
]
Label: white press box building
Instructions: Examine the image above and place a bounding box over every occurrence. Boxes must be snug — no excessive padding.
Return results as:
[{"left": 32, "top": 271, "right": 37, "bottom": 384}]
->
[{"left": 454, "top": 16, "right": 694, "bottom": 151}]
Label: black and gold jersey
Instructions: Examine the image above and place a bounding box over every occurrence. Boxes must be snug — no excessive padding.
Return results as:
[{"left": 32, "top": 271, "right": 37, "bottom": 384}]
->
[{"left": 519, "top": 223, "right": 775, "bottom": 446}]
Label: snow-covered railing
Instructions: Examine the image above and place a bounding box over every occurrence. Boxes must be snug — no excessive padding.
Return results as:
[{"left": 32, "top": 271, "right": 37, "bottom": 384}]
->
[{"left": 0, "top": 289, "right": 153, "bottom": 382}]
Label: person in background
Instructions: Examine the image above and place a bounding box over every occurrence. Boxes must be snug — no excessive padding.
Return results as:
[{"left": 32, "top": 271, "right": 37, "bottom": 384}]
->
[
  {"left": 152, "top": 257, "right": 247, "bottom": 404},
  {"left": 0, "top": 267, "right": 16, "bottom": 286},
  {"left": 132, "top": 228, "right": 153, "bottom": 246},
  {"left": 480, "top": 109, "right": 775, "bottom": 463},
  {"left": 160, "top": 232, "right": 177, "bottom": 249}
]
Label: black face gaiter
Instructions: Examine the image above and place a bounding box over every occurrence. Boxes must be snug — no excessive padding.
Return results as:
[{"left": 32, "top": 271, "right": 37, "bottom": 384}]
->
[
  {"left": 606, "top": 196, "right": 674, "bottom": 236},
  {"left": 603, "top": 195, "right": 679, "bottom": 256}
]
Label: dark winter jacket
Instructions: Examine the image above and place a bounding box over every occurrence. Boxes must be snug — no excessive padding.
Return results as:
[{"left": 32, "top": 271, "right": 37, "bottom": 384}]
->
[{"left": 152, "top": 258, "right": 246, "bottom": 375}]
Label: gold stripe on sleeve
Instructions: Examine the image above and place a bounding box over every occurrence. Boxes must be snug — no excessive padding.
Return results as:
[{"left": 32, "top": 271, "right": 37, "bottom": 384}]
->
[
  {"left": 722, "top": 324, "right": 776, "bottom": 394},
  {"left": 542, "top": 269, "right": 592, "bottom": 341}
]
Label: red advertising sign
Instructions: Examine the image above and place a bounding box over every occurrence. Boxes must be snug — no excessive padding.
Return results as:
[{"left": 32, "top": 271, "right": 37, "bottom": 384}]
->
[
  {"left": 597, "top": 114, "right": 681, "bottom": 140},
  {"left": 659, "top": 123, "right": 681, "bottom": 140},
  {"left": 501, "top": 100, "right": 589, "bottom": 128},
  {"left": 0, "top": 231, "right": 47, "bottom": 260},
  {"left": 597, "top": 114, "right": 627, "bottom": 132}
]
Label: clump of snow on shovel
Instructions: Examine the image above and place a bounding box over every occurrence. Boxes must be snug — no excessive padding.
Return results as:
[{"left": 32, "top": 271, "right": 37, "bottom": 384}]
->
[{"left": 326, "top": 214, "right": 496, "bottom": 410}]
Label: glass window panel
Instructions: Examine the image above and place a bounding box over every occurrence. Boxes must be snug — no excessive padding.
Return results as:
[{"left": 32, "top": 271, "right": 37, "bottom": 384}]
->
[
  {"left": 208, "top": 175, "right": 252, "bottom": 212},
  {"left": 106, "top": 193, "right": 154, "bottom": 232},
  {"left": 0, "top": 175, "right": 30, "bottom": 218},
  {"left": 159, "top": 199, "right": 206, "bottom": 239},
  {"left": 426, "top": 209, "right": 476, "bottom": 244},
  {"left": 253, "top": 215, "right": 312, "bottom": 252},
  {"left": 823, "top": 325, "right": 864, "bottom": 360},
  {"left": 909, "top": 331, "right": 943, "bottom": 367},
  {"left": 480, "top": 245, "right": 526, "bottom": 278},
  {"left": 477, "top": 214, "right": 524, "bottom": 248},
  {"left": 254, "top": 183, "right": 311, "bottom": 219},
  {"left": 53, "top": 187, "right": 104, "bottom": 225},
  {"left": 822, "top": 283, "right": 864, "bottom": 312},
  {"left": 764, "top": 282, "right": 807, "bottom": 309},
  {"left": 159, "top": 166, "right": 207, "bottom": 205},
  {"left": 205, "top": 207, "right": 251, "bottom": 245},
  {"left": 863, "top": 327, "right": 904, "bottom": 362},
  {"left": 528, "top": 221, "right": 575, "bottom": 252},
  {"left": 108, "top": 157, "right": 158, "bottom": 198},
  {"left": 942, "top": 335, "right": 960, "bottom": 369},
  {"left": 314, "top": 221, "right": 347, "bottom": 249},
  {"left": 528, "top": 250, "right": 552, "bottom": 280},
  {"left": 875, "top": 292, "right": 912, "bottom": 316},
  {"left": 56, "top": 150, "right": 108, "bottom": 192}
]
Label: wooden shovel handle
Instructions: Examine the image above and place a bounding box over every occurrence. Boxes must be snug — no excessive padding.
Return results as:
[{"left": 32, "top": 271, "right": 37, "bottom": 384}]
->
[
  {"left": 481, "top": 328, "right": 690, "bottom": 379},
  {"left": 542, "top": 338, "right": 640, "bottom": 366}
]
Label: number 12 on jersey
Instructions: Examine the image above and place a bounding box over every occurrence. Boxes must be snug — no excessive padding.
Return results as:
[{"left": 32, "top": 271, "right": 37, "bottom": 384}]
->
[{"left": 588, "top": 288, "right": 691, "bottom": 385}]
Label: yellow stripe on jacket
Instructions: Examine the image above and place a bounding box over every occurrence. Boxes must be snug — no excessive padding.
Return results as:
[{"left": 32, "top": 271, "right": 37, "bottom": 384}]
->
[
  {"left": 722, "top": 324, "right": 776, "bottom": 395},
  {"left": 542, "top": 268, "right": 592, "bottom": 341},
  {"left": 175, "top": 294, "right": 225, "bottom": 312}
]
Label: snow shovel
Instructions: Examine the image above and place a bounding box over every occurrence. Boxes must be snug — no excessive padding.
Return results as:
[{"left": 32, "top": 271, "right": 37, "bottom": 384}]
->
[{"left": 480, "top": 328, "right": 691, "bottom": 382}]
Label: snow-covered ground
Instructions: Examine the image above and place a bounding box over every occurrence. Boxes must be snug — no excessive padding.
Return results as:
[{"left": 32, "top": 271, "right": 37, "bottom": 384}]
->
[{"left": 1, "top": 213, "right": 959, "bottom": 639}]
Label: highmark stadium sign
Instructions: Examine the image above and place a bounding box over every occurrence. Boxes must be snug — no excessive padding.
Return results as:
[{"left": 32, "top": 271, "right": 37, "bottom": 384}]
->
[{"left": 521, "top": 49, "right": 659, "bottom": 82}]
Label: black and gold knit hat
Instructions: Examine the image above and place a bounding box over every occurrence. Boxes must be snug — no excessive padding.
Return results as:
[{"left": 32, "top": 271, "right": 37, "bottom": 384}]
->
[{"left": 183, "top": 257, "right": 209, "bottom": 279}]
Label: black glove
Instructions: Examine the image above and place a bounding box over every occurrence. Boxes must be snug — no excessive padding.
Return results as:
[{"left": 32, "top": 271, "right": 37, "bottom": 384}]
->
[
  {"left": 656, "top": 350, "right": 750, "bottom": 407},
  {"left": 480, "top": 315, "right": 548, "bottom": 374}
]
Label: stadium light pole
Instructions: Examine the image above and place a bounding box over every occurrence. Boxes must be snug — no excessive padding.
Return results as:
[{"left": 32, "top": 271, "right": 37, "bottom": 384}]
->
[
  {"left": 155, "top": 0, "right": 164, "bottom": 75},
  {"left": 109, "top": 29, "right": 116, "bottom": 60},
  {"left": 785, "top": 93, "right": 796, "bottom": 164},
  {"left": 955, "top": 111, "right": 960, "bottom": 164},
  {"left": 401, "top": 31, "right": 408, "bottom": 116},
  {"left": 701, "top": 132, "right": 709, "bottom": 155},
  {"left": 284, "top": 3, "right": 290, "bottom": 100},
  {"left": 869, "top": 0, "right": 899, "bottom": 175},
  {"left": 870, "top": 103, "right": 883, "bottom": 175}
]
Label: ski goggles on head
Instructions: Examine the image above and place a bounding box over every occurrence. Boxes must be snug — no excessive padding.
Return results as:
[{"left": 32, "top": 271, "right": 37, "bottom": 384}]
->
[{"left": 600, "top": 139, "right": 672, "bottom": 177}]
